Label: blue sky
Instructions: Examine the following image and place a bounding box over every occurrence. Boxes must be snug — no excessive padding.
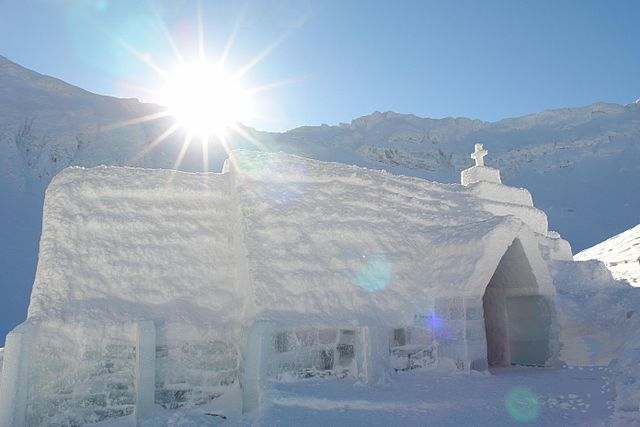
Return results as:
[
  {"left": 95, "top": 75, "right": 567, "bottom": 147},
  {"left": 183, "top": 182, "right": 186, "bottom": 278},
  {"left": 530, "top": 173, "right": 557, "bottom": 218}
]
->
[{"left": 0, "top": 0, "right": 638, "bottom": 131}]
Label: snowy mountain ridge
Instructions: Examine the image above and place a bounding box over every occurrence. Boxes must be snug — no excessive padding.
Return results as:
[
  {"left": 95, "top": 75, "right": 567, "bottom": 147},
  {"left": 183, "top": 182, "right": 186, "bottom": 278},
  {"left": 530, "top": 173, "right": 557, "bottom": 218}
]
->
[
  {"left": 0, "top": 54, "right": 178, "bottom": 187},
  {"left": 0, "top": 54, "right": 639, "bottom": 345}
]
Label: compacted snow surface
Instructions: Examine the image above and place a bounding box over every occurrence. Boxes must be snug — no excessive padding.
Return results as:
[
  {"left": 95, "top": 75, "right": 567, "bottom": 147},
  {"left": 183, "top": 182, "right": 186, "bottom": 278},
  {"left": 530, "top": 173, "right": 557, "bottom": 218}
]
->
[{"left": 91, "top": 366, "right": 616, "bottom": 427}]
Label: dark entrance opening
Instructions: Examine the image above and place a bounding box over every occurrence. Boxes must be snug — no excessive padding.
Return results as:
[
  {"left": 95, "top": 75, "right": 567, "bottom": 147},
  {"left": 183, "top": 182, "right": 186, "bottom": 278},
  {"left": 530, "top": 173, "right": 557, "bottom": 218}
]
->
[{"left": 482, "top": 239, "right": 552, "bottom": 367}]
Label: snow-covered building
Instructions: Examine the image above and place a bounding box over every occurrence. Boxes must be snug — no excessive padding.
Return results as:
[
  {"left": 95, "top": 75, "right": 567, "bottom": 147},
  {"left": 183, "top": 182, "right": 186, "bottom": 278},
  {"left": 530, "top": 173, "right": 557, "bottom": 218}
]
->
[{"left": 1, "top": 146, "right": 583, "bottom": 426}]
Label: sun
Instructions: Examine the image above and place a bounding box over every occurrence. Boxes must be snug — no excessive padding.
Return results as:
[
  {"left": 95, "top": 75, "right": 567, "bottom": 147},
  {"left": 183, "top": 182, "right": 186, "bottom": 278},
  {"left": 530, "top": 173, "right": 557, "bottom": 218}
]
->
[
  {"left": 108, "top": 4, "right": 294, "bottom": 172},
  {"left": 160, "top": 61, "right": 252, "bottom": 138}
]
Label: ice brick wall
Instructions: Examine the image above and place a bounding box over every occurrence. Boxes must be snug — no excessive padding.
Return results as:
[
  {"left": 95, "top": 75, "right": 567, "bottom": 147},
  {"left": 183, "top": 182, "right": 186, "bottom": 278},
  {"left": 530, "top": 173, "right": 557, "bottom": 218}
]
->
[
  {"left": 26, "top": 323, "right": 136, "bottom": 427},
  {"left": 21, "top": 320, "right": 242, "bottom": 426},
  {"left": 22, "top": 167, "right": 245, "bottom": 424},
  {"left": 154, "top": 323, "right": 239, "bottom": 410},
  {"left": 268, "top": 327, "right": 357, "bottom": 379},
  {"left": 461, "top": 299, "right": 488, "bottom": 371},
  {"left": 390, "top": 323, "right": 437, "bottom": 371},
  {"left": 429, "top": 297, "right": 473, "bottom": 370},
  {"left": 403, "top": 298, "right": 488, "bottom": 372}
]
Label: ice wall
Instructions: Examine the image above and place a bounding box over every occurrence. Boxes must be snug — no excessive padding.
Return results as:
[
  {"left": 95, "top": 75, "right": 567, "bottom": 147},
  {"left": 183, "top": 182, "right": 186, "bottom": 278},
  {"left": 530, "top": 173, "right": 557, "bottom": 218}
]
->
[
  {"left": 136, "top": 321, "right": 155, "bottom": 422},
  {"left": 0, "top": 324, "right": 31, "bottom": 426},
  {"left": 548, "top": 259, "right": 640, "bottom": 421},
  {"left": 154, "top": 321, "right": 240, "bottom": 410},
  {"left": 551, "top": 259, "right": 632, "bottom": 366},
  {"left": 25, "top": 321, "right": 137, "bottom": 426},
  {"left": 17, "top": 167, "right": 245, "bottom": 426}
]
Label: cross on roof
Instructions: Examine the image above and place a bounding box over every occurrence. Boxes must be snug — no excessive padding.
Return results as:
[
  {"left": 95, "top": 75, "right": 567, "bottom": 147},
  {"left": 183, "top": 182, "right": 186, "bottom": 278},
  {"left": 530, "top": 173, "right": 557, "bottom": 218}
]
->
[{"left": 471, "top": 143, "right": 488, "bottom": 167}]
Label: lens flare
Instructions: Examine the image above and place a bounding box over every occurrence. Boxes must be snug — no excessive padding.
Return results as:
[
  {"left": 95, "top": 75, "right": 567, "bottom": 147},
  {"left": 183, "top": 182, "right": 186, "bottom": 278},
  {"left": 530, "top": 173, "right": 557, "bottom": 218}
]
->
[
  {"left": 232, "top": 152, "right": 306, "bottom": 207},
  {"left": 424, "top": 313, "right": 442, "bottom": 331},
  {"left": 354, "top": 253, "right": 391, "bottom": 292},
  {"left": 505, "top": 387, "right": 540, "bottom": 422}
]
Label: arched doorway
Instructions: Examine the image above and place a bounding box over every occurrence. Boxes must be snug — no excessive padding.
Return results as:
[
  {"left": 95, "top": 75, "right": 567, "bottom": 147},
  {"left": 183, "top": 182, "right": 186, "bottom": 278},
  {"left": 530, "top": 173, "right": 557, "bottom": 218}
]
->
[{"left": 482, "top": 239, "right": 552, "bottom": 367}]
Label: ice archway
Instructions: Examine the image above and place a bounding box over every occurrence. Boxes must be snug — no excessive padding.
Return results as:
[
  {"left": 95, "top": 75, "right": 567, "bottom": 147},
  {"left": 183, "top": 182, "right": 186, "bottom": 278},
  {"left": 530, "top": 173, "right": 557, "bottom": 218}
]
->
[{"left": 482, "top": 238, "right": 553, "bottom": 367}]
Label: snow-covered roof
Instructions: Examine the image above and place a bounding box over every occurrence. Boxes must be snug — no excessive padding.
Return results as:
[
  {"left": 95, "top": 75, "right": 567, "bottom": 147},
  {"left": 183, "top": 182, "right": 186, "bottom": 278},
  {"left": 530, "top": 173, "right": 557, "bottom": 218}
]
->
[{"left": 27, "top": 150, "right": 555, "bottom": 328}]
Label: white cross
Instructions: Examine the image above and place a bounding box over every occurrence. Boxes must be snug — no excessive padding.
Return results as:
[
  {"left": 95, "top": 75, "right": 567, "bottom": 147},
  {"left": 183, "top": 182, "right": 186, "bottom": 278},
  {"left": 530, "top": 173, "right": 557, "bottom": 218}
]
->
[{"left": 471, "top": 143, "right": 488, "bottom": 167}]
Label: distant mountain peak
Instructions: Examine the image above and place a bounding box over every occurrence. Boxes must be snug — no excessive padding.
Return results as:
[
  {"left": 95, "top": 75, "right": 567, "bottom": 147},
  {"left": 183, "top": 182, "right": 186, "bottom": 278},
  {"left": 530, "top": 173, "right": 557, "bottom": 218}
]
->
[{"left": 0, "top": 54, "right": 91, "bottom": 98}]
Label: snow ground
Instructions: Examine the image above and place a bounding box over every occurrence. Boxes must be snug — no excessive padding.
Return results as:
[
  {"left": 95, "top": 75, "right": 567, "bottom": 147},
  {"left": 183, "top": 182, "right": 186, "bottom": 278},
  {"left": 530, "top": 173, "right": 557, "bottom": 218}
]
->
[
  {"left": 89, "top": 366, "right": 620, "bottom": 427},
  {"left": 255, "top": 367, "right": 616, "bottom": 427}
]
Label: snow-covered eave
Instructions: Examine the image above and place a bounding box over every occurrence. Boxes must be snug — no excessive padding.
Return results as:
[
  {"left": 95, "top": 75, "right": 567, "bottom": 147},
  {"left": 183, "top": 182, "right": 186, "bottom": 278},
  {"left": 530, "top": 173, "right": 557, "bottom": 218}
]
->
[
  {"left": 226, "top": 149, "right": 469, "bottom": 195},
  {"left": 43, "top": 164, "right": 227, "bottom": 193}
]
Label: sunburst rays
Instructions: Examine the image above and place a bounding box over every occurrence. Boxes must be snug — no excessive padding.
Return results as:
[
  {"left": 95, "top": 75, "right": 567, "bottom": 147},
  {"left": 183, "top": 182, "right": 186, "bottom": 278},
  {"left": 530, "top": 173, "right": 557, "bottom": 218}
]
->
[
  {"left": 101, "top": 111, "right": 171, "bottom": 132},
  {"left": 196, "top": 0, "right": 206, "bottom": 61},
  {"left": 235, "top": 30, "right": 291, "bottom": 79},
  {"left": 172, "top": 133, "right": 193, "bottom": 171},
  {"left": 201, "top": 135, "right": 209, "bottom": 173},
  {"left": 95, "top": 1, "right": 298, "bottom": 175},
  {"left": 128, "top": 122, "right": 179, "bottom": 165}
]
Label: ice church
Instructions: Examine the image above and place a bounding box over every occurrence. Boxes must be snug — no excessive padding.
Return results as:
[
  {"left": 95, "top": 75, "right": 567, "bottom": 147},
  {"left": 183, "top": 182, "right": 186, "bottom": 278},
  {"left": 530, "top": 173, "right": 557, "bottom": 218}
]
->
[{"left": 2, "top": 145, "right": 590, "bottom": 426}]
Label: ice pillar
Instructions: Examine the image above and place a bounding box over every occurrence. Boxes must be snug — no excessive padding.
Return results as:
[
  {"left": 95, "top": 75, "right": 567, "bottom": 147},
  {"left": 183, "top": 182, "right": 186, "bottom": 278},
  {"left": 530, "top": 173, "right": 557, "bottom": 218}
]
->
[
  {"left": 242, "top": 320, "right": 275, "bottom": 413},
  {"left": 0, "top": 324, "right": 32, "bottom": 427},
  {"left": 135, "top": 320, "right": 156, "bottom": 424},
  {"left": 356, "top": 326, "right": 390, "bottom": 384}
]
